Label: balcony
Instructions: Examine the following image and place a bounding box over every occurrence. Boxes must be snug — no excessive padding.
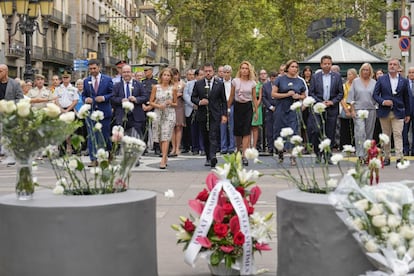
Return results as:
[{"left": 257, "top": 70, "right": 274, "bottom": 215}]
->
[
  {"left": 82, "top": 14, "right": 98, "bottom": 32},
  {"left": 49, "top": 8, "right": 71, "bottom": 28},
  {"left": 45, "top": 47, "right": 74, "bottom": 65},
  {"left": 32, "top": 46, "right": 44, "bottom": 60},
  {"left": 146, "top": 48, "right": 156, "bottom": 59},
  {"left": 5, "top": 41, "right": 25, "bottom": 59}
]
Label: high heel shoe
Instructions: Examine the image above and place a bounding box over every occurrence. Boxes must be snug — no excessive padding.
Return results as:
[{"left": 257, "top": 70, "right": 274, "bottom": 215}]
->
[
  {"left": 159, "top": 164, "right": 166, "bottom": 169},
  {"left": 242, "top": 157, "right": 248, "bottom": 166}
]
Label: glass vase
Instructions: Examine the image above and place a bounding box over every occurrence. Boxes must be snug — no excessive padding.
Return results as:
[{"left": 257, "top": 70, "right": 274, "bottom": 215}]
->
[
  {"left": 208, "top": 262, "right": 240, "bottom": 276},
  {"left": 15, "top": 157, "right": 35, "bottom": 200}
]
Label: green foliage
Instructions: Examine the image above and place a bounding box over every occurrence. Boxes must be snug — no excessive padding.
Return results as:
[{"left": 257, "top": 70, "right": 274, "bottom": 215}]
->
[
  {"left": 152, "top": 0, "right": 392, "bottom": 71},
  {"left": 109, "top": 26, "right": 132, "bottom": 60}
]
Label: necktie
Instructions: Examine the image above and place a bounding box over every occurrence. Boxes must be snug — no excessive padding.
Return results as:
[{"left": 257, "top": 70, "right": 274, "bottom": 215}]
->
[
  {"left": 94, "top": 78, "right": 99, "bottom": 94},
  {"left": 126, "top": 82, "right": 130, "bottom": 98}
]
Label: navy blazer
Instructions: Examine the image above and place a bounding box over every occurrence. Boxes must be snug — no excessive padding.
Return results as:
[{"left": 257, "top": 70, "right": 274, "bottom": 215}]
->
[
  {"left": 309, "top": 71, "right": 344, "bottom": 115},
  {"left": 82, "top": 74, "right": 113, "bottom": 118},
  {"left": 111, "top": 79, "right": 148, "bottom": 124},
  {"left": 261, "top": 81, "right": 277, "bottom": 110},
  {"left": 191, "top": 77, "right": 227, "bottom": 123},
  {"left": 373, "top": 74, "right": 411, "bottom": 119}
]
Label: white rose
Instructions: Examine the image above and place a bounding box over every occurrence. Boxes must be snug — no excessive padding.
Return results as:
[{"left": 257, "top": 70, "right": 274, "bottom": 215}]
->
[
  {"left": 372, "top": 215, "right": 387, "bottom": 227},
  {"left": 357, "top": 109, "right": 369, "bottom": 119},
  {"left": 68, "top": 159, "right": 78, "bottom": 170},
  {"left": 387, "top": 232, "right": 401, "bottom": 247},
  {"left": 303, "top": 96, "right": 316, "bottom": 107},
  {"left": 342, "top": 145, "right": 355, "bottom": 153},
  {"left": 94, "top": 122, "right": 102, "bottom": 130},
  {"left": 16, "top": 99, "right": 31, "bottom": 117},
  {"left": 112, "top": 125, "right": 125, "bottom": 135},
  {"left": 280, "top": 127, "right": 294, "bottom": 138},
  {"left": 397, "top": 160, "right": 410, "bottom": 169},
  {"left": 363, "top": 140, "right": 372, "bottom": 150},
  {"left": 365, "top": 239, "right": 378, "bottom": 252},
  {"left": 274, "top": 137, "right": 284, "bottom": 151},
  {"left": 52, "top": 185, "right": 64, "bottom": 195},
  {"left": 330, "top": 154, "right": 343, "bottom": 165},
  {"left": 290, "top": 101, "right": 302, "bottom": 111},
  {"left": 397, "top": 245, "right": 407, "bottom": 257},
  {"left": 4, "top": 100, "right": 17, "bottom": 114},
  {"left": 96, "top": 148, "right": 108, "bottom": 162},
  {"left": 313, "top": 102, "right": 326, "bottom": 114},
  {"left": 387, "top": 215, "right": 401, "bottom": 229},
  {"left": 59, "top": 111, "right": 75, "bottom": 123},
  {"left": 290, "top": 135, "right": 303, "bottom": 145},
  {"left": 379, "top": 133, "right": 390, "bottom": 145},
  {"left": 77, "top": 104, "right": 91, "bottom": 119},
  {"left": 245, "top": 148, "right": 259, "bottom": 160},
  {"left": 146, "top": 111, "right": 157, "bottom": 121},
  {"left": 367, "top": 203, "right": 384, "bottom": 216},
  {"left": 353, "top": 199, "right": 369, "bottom": 212},
  {"left": 352, "top": 217, "right": 364, "bottom": 230},
  {"left": 327, "top": 178, "right": 338, "bottom": 188},
  {"left": 122, "top": 101, "right": 134, "bottom": 112},
  {"left": 400, "top": 225, "right": 414, "bottom": 240},
  {"left": 164, "top": 189, "right": 175, "bottom": 199},
  {"left": 291, "top": 146, "right": 304, "bottom": 157},
  {"left": 318, "top": 138, "right": 331, "bottom": 152},
  {"left": 91, "top": 110, "right": 104, "bottom": 121},
  {"left": 44, "top": 103, "right": 61, "bottom": 117},
  {"left": 368, "top": 158, "right": 382, "bottom": 169},
  {"left": 0, "top": 99, "right": 7, "bottom": 113}
]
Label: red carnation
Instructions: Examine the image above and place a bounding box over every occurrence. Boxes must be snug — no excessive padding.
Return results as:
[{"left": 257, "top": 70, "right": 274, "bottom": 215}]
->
[
  {"left": 236, "top": 186, "right": 245, "bottom": 197},
  {"left": 183, "top": 218, "right": 195, "bottom": 233},
  {"left": 234, "top": 231, "right": 245, "bottom": 246},
  {"left": 229, "top": 215, "right": 240, "bottom": 234},
  {"left": 213, "top": 223, "right": 228, "bottom": 238},
  {"left": 222, "top": 203, "right": 233, "bottom": 215},
  {"left": 196, "top": 189, "right": 209, "bottom": 201}
]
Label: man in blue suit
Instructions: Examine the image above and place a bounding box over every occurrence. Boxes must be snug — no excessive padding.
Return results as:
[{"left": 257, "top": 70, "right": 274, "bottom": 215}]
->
[
  {"left": 373, "top": 58, "right": 411, "bottom": 166},
  {"left": 111, "top": 64, "right": 148, "bottom": 139},
  {"left": 82, "top": 59, "right": 113, "bottom": 167},
  {"left": 308, "top": 55, "right": 344, "bottom": 163},
  {"left": 403, "top": 67, "right": 414, "bottom": 156}
]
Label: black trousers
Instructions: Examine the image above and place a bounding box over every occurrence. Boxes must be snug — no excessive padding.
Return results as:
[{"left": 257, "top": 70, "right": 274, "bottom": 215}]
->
[{"left": 199, "top": 117, "right": 220, "bottom": 161}]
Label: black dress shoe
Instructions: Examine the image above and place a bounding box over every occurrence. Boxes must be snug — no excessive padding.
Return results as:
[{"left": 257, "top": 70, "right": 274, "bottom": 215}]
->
[
  {"left": 383, "top": 158, "right": 390, "bottom": 166},
  {"left": 210, "top": 157, "right": 218, "bottom": 168},
  {"left": 135, "top": 160, "right": 140, "bottom": 167},
  {"left": 220, "top": 151, "right": 228, "bottom": 155},
  {"left": 192, "top": 151, "right": 199, "bottom": 155},
  {"left": 204, "top": 160, "right": 211, "bottom": 167}
]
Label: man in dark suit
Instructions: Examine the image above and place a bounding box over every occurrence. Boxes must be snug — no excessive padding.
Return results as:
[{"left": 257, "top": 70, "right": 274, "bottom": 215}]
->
[
  {"left": 82, "top": 59, "right": 113, "bottom": 167},
  {"left": 112, "top": 65, "right": 148, "bottom": 139},
  {"left": 261, "top": 71, "right": 278, "bottom": 154},
  {"left": 0, "top": 64, "right": 24, "bottom": 166},
  {"left": 373, "top": 58, "right": 411, "bottom": 166},
  {"left": 403, "top": 66, "right": 414, "bottom": 156},
  {"left": 191, "top": 63, "right": 227, "bottom": 168},
  {"left": 308, "top": 55, "right": 344, "bottom": 162}
]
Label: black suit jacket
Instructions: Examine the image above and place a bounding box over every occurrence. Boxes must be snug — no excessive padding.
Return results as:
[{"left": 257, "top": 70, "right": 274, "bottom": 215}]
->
[
  {"left": 191, "top": 77, "right": 227, "bottom": 123},
  {"left": 111, "top": 79, "right": 149, "bottom": 124}
]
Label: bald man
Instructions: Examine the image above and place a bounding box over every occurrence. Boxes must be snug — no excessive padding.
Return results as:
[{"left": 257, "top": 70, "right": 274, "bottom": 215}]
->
[{"left": 0, "top": 64, "right": 24, "bottom": 166}]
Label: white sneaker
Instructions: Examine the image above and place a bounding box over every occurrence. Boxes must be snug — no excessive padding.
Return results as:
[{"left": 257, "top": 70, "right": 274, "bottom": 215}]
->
[{"left": 1, "top": 156, "right": 16, "bottom": 166}]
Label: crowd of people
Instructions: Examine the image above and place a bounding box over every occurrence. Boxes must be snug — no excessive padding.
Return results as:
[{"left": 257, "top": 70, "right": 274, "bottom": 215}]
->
[{"left": 0, "top": 54, "right": 413, "bottom": 169}]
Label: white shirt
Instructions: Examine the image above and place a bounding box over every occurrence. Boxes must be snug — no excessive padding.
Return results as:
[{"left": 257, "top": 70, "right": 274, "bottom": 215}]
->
[
  {"left": 389, "top": 73, "right": 399, "bottom": 95},
  {"left": 55, "top": 83, "right": 79, "bottom": 108},
  {"left": 223, "top": 78, "right": 232, "bottom": 100}
]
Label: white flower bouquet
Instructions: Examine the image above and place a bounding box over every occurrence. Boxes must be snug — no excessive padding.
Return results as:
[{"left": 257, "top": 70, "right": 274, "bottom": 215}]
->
[{"left": 330, "top": 175, "right": 414, "bottom": 275}]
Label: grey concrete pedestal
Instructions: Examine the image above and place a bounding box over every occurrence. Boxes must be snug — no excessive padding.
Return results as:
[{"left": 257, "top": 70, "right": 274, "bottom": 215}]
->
[
  {"left": 0, "top": 189, "right": 157, "bottom": 276},
  {"left": 276, "top": 189, "right": 374, "bottom": 276}
]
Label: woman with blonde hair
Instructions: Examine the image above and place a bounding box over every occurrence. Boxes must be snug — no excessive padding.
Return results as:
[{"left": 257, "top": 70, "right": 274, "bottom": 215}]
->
[
  {"left": 227, "top": 61, "right": 258, "bottom": 166},
  {"left": 347, "top": 63, "right": 377, "bottom": 163},
  {"left": 339, "top": 68, "right": 358, "bottom": 149},
  {"left": 150, "top": 68, "right": 177, "bottom": 169}
]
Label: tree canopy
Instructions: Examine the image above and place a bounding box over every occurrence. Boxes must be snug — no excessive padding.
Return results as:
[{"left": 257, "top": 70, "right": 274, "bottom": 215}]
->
[{"left": 152, "top": 0, "right": 396, "bottom": 72}]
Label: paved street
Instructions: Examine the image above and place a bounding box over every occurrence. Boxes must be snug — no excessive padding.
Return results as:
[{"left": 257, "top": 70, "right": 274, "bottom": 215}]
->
[{"left": 0, "top": 152, "right": 413, "bottom": 275}]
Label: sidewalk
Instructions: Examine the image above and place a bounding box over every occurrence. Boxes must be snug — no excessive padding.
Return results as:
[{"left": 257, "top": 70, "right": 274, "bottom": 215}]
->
[{"left": 0, "top": 154, "right": 413, "bottom": 275}]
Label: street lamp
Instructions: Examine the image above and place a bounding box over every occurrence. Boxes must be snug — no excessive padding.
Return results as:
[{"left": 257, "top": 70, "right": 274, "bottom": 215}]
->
[
  {"left": 98, "top": 13, "right": 109, "bottom": 74},
  {"left": 0, "top": 0, "right": 53, "bottom": 81}
]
